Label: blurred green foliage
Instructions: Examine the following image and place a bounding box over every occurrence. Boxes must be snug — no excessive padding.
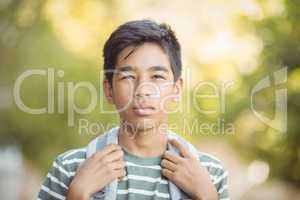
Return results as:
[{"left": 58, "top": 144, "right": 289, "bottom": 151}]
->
[
  {"left": 235, "top": 0, "right": 300, "bottom": 185},
  {"left": 0, "top": 0, "right": 299, "bottom": 186}
]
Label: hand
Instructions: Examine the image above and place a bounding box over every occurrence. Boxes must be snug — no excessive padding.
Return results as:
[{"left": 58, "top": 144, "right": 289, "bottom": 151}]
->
[
  {"left": 161, "top": 140, "right": 218, "bottom": 200},
  {"left": 66, "top": 144, "right": 126, "bottom": 200}
]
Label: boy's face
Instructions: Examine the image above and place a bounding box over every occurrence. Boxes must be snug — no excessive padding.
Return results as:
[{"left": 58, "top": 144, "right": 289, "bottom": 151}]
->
[{"left": 104, "top": 42, "right": 182, "bottom": 133}]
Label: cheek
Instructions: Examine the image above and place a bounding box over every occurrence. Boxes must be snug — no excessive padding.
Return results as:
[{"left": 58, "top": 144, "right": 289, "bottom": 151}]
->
[
  {"left": 114, "top": 93, "right": 132, "bottom": 109},
  {"left": 113, "top": 84, "right": 134, "bottom": 109},
  {"left": 156, "top": 89, "right": 173, "bottom": 111}
]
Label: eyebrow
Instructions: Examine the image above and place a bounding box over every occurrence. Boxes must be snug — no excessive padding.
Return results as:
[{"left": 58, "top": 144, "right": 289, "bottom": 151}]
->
[
  {"left": 117, "top": 66, "right": 134, "bottom": 73},
  {"left": 116, "top": 65, "right": 169, "bottom": 73},
  {"left": 149, "top": 66, "right": 169, "bottom": 73}
]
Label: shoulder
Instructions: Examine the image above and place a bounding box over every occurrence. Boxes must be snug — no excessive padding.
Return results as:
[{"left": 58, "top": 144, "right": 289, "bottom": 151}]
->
[
  {"left": 38, "top": 148, "right": 87, "bottom": 199},
  {"left": 54, "top": 147, "right": 87, "bottom": 174},
  {"left": 56, "top": 147, "right": 87, "bottom": 163},
  {"left": 197, "top": 151, "right": 229, "bottom": 196},
  {"left": 198, "top": 151, "right": 229, "bottom": 200},
  {"left": 198, "top": 151, "right": 224, "bottom": 170},
  {"left": 48, "top": 147, "right": 87, "bottom": 181}
]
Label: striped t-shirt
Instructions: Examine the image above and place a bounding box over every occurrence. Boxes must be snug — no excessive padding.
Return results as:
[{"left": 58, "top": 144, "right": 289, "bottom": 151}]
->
[
  {"left": 117, "top": 148, "right": 170, "bottom": 200},
  {"left": 38, "top": 147, "right": 229, "bottom": 200}
]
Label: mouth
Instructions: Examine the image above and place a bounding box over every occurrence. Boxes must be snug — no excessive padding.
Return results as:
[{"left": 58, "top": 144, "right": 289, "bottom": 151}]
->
[{"left": 132, "top": 105, "right": 156, "bottom": 116}]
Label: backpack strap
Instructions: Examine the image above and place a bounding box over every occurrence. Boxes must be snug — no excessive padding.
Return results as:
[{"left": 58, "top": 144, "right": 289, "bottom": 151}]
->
[
  {"left": 85, "top": 127, "right": 199, "bottom": 200},
  {"left": 167, "top": 130, "right": 200, "bottom": 199},
  {"left": 86, "top": 127, "right": 119, "bottom": 200}
]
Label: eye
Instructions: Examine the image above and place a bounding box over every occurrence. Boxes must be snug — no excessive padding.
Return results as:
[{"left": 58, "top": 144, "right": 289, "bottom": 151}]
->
[
  {"left": 152, "top": 75, "right": 166, "bottom": 80},
  {"left": 121, "top": 75, "right": 136, "bottom": 80}
]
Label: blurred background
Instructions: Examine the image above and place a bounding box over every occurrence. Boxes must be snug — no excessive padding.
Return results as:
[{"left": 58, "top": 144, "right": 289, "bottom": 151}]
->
[{"left": 1, "top": 0, "right": 300, "bottom": 199}]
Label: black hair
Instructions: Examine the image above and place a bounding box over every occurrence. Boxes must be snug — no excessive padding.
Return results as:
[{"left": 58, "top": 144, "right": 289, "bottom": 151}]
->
[{"left": 103, "top": 19, "right": 182, "bottom": 86}]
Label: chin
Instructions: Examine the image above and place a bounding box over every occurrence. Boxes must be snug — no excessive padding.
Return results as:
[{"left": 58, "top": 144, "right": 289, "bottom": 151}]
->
[{"left": 122, "top": 117, "right": 157, "bottom": 132}]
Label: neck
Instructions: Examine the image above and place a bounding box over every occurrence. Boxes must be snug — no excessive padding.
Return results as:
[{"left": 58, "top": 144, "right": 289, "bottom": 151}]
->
[{"left": 118, "top": 122, "right": 168, "bottom": 157}]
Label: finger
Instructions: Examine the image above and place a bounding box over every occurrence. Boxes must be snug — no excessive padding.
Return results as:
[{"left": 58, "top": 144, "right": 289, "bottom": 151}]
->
[
  {"left": 94, "top": 144, "right": 121, "bottom": 159},
  {"left": 161, "top": 159, "right": 177, "bottom": 172},
  {"left": 110, "top": 160, "right": 126, "bottom": 170},
  {"left": 161, "top": 168, "right": 173, "bottom": 180},
  {"left": 115, "top": 168, "right": 127, "bottom": 179},
  {"left": 102, "top": 149, "right": 124, "bottom": 163},
  {"left": 169, "top": 139, "right": 191, "bottom": 158},
  {"left": 118, "top": 176, "right": 126, "bottom": 182},
  {"left": 163, "top": 151, "right": 183, "bottom": 164}
]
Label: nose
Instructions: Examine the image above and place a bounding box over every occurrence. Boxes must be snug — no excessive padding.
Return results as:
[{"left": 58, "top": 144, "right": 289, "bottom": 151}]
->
[{"left": 134, "top": 80, "right": 159, "bottom": 98}]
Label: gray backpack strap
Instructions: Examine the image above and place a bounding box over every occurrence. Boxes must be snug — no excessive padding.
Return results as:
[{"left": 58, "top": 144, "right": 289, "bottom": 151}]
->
[
  {"left": 167, "top": 142, "right": 186, "bottom": 200},
  {"left": 86, "top": 127, "right": 120, "bottom": 200},
  {"left": 103, "top": 127, "right": 119, "bottom": 200},
  {"left": 167, "top": 130, "right": 199, "bottom": 160},
  {"left": 167, "top": 131, "right": 199, "bottom": 200},
  {"left": 86, "top": 136, "right": 99, "bottom": 158},
  {"left": 86, "top": 126, "right": 120, "bottom": 157}
]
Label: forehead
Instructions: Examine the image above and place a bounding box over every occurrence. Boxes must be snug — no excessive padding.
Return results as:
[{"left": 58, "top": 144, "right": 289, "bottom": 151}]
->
[{"left": 115, "top": 42, "right": 171, "bottom": 71}]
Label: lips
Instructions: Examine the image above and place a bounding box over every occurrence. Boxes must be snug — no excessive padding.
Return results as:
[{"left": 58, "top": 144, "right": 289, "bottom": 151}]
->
[{"left": 132, "top": 104, "right": 155, "bottom": 116}]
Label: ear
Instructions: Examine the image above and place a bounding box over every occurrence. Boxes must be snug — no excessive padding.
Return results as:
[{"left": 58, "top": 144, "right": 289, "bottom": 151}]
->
[
  {"left": 103, "top": 79, "right": 114, "bottom": 104},
  {"left": 172, "top": 77, "right": 183, "bottom": 102}
]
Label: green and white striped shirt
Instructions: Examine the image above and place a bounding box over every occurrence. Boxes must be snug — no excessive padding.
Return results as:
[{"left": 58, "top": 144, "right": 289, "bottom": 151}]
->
[
  {"left": 38, "top": 147, "right": 229, "bottom": 200},
  {"left": 117, "top": 148, "right": 170, "bottom": 200}
]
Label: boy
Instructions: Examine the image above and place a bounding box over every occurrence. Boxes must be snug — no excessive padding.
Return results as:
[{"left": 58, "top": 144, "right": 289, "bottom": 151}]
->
[{"left": 38, "top": 19, "right": 229, "bottom": 200}]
